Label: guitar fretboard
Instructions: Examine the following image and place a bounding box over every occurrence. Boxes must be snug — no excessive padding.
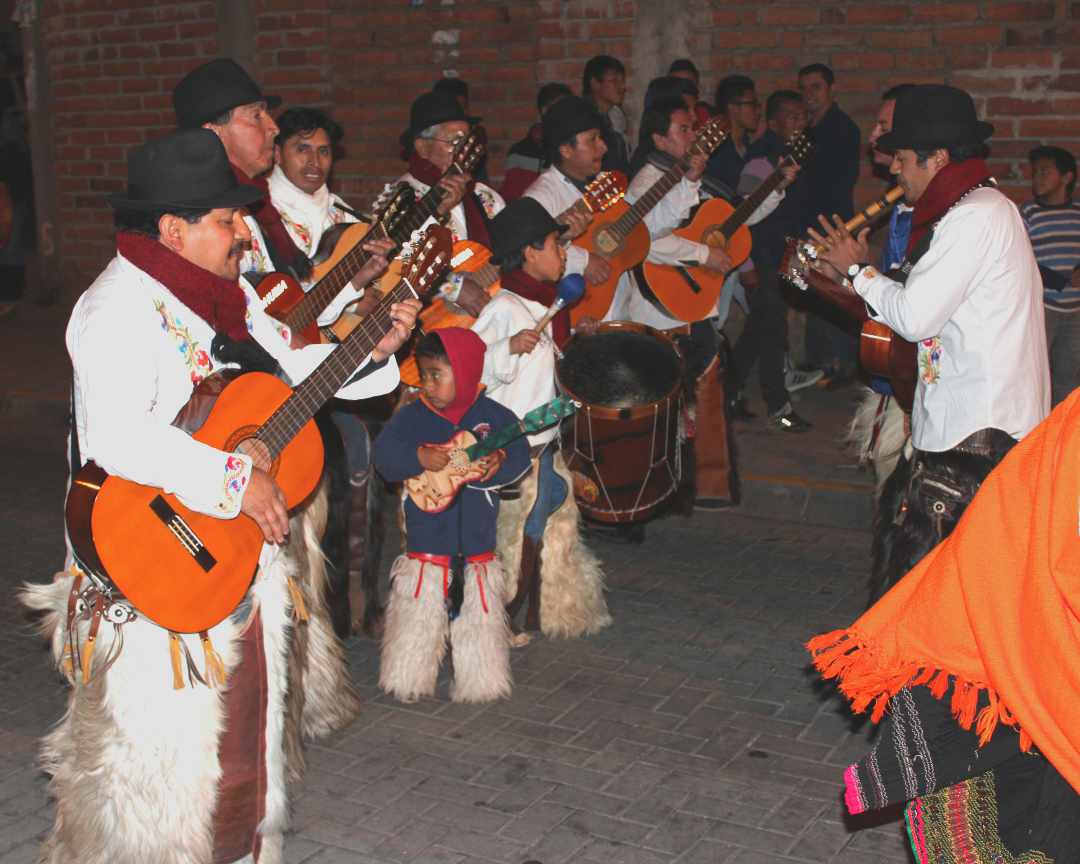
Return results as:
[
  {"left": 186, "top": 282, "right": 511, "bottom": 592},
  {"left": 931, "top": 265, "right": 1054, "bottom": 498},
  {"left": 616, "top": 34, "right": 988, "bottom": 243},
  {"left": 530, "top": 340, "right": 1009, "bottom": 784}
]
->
[
  {"left": 607, "top": 161, "right": 688, "bottom": 244},
  {"left": 719, "top": 157, "right": 790, "bottom": 240}
]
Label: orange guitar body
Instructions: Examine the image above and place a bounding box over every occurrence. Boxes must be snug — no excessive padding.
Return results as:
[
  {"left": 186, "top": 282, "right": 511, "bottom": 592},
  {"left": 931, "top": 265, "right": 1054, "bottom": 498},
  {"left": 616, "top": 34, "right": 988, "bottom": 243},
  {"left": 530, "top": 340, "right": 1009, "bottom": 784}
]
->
[
  {"left": 65, "top": 371, "right": 324, "bottom": 634},
  {"left": 638, "top": 198, "right": 752, "bottom": 322},
  {"left": 254, "top": 221, "right": 374, "bottom": 347},
  {"left": 570, "top": 201, "right": 651, "bottom": 324},
  {"left": 403, "top": 430, "right": 486, "bottom": 513},
  {"left": 859, "top": 321, "right": 917, "bottom": 412}
]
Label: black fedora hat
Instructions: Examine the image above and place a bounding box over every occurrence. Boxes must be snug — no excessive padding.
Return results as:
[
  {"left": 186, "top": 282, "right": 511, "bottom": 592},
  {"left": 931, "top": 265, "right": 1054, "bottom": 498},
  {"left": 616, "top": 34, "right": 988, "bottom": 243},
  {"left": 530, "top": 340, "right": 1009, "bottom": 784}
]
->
[
  {"left": 542, "top": 96, "right": 604, "bottom": 150},
  {"left": 490, "top": 198, "right": 568, "bottom": 265},
  {"left": 404, "top": 90, "right": 475, "bottom": 144},
  {"left": 173, "top": 58, "right": 282, "bottom": 129},
  {"left": 107, "top": 129, "right": 266, "bottom": 212},
  {"left": 877, "top": 84, "right": 993, "bottom": 152}
]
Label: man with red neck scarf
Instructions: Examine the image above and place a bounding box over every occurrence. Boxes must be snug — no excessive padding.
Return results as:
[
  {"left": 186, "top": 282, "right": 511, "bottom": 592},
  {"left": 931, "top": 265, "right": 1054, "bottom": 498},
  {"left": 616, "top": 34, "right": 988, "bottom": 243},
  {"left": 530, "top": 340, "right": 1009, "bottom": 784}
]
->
[
  {"left": 473, "top": 198, "right": 611, "bottom": 642},
  {"left": 811, "top": 85, "right": 1050, "bottom": 603},
  {"left": 395, "top": 90, "right": 505, "bottom": 317},
  {"left": 38, "top": 129, "right": 419, "bottom": 864}
]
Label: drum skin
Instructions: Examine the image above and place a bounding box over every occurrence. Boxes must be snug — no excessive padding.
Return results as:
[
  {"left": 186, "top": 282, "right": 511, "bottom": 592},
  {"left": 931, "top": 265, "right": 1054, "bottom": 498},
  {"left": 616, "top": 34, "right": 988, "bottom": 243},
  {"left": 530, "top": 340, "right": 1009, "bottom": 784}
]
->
[{"left": 557, "top": 322, "right": 683, "bottom": 523}]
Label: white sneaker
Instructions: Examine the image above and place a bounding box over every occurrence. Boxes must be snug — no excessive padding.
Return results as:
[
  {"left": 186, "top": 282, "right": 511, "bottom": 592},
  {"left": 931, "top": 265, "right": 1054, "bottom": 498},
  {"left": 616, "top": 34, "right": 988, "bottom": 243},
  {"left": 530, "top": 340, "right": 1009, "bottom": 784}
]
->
[{"left": 785, "top": 367, "right": 825, "bottom": 392}]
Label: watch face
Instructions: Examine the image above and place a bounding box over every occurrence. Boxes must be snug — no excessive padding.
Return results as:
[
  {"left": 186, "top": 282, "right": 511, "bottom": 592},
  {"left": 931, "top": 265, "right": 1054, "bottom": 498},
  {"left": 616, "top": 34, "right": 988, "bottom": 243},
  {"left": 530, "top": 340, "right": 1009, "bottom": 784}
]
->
[{"left": 848, "top": 264, "right": 862, "bottom": 278}]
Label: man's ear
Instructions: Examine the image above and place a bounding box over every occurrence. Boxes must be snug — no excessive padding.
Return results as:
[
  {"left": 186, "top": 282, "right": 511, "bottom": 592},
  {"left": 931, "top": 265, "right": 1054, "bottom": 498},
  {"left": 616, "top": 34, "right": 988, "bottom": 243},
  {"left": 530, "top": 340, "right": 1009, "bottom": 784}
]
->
[
  {"left": 158, "top": 214, "right": 184, "bottom": 252},
  {"left": 1065, "top": 171, "right": 1076, "bottom": 192},
  {"left": 558, "top": 140, "right": 574, "bottom": 164},
  {"left": 202, "top": 121, "right": 223, "bottom": 141}
]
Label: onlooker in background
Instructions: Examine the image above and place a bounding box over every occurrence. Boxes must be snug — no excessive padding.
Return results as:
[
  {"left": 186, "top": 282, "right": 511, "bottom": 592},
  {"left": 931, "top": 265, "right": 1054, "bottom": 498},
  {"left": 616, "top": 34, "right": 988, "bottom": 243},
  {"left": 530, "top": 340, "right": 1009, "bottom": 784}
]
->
[
  {"left": 432, "top": 76, "right": 488, "bottom": 181},
  {"left": 1022, "top": 145, "right": 1080, "bottom": 406},
  {"left": 582, "top": 55, "right": 630, "bottom": 174},
  {"left": 501, "top": 82, "right": 572, "bottom": 202},
  {"left": 667, "top": 58, "right": 713, "bottom": 127},
  {"left": 643, "top": 75, "right": 698, "bottom": 116},
  {"left": 797, "top": 63, "right": 861, "bottom": 384},
  {"left": 0, "top": 104, "right": 33, "bottom": 320}
]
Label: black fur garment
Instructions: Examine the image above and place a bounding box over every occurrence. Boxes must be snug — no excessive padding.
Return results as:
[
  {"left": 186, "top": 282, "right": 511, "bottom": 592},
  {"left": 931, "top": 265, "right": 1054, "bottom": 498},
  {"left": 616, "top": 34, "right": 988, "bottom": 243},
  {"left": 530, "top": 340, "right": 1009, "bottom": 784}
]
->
[
  {"left": 868, "top": 430, "right": 1017, "bottom": 607},
  {"left": 210, "top": 332, "right": 283, "bottom": 378}
]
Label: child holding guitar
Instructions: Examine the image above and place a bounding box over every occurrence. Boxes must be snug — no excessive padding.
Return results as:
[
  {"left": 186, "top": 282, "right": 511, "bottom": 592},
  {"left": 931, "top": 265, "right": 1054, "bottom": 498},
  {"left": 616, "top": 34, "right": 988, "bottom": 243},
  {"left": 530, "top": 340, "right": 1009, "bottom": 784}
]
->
[
  {"left": 372, "top": 328, "right": 530, "bottom": 703},
  {"left": 472, "top": 198, "right": 611, "bottom": 640}
]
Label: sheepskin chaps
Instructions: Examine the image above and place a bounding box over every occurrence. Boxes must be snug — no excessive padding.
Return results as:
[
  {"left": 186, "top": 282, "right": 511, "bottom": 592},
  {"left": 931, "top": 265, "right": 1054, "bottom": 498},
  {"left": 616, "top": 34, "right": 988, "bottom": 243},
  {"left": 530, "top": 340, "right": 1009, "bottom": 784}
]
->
[
  {"left": 379, "top": 556, "right": 512, "bottom": 704},
  {"left": 20, "top": 497, "right": 339, "bottom": 864},
  {"left": 847, "top": 387, "right": 909, "bottom": 498},
  {"left": 496, "top": 452, "right": 611, "bottom": 639}
]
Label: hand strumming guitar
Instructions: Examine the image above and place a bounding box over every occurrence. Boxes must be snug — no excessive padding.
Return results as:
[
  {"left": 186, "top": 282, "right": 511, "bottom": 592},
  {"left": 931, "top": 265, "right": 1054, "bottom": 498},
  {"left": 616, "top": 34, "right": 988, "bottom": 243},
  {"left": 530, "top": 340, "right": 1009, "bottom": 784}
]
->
[
  {"left": 510, "top": 329, "right": 541, "bottom": 355},
  {"left": 241, "top": 468, "right": 290, "bottom": 544},
  {"left": 436, "top": 174, "right": 469, "bottom": 216},
  {"left": 703, "top": 246, "right": 732, "bottom": 274},
  {"left": 371, "top": 298, "right": 421, "bottom": 362},
  {"left": 474, "top": 448, "right": 506, "bottom": 482},
  {"left": 584, "top": 254, "right": 611, "bottom": 285},
  {"left": 417, "top": 445, "right": 451, "bottom": 471}
]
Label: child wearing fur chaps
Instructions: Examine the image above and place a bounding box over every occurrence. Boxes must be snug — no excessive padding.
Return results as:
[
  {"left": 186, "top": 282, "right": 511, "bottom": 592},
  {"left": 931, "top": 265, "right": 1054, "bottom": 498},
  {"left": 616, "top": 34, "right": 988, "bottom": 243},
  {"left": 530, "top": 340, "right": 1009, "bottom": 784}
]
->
[
  {"left": 372, "top": 328, "right": 531, "bottom": 702},
  {"left": 473, "top": 198, "right": 612, "bottom": 639}
]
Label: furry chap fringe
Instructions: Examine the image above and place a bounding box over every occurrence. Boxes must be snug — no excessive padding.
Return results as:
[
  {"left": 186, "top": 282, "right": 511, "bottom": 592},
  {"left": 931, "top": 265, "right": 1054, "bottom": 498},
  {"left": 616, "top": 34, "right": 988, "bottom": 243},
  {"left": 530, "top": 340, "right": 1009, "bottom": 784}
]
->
[
  {"left": 496, "top": 451, "right": 611, "bottom": 639},
  {"left": 847, "top": 388, "right": 908, "bottom": 498},
  {"left": 379, "top": 555, "right": 512, "bottom": 703}
]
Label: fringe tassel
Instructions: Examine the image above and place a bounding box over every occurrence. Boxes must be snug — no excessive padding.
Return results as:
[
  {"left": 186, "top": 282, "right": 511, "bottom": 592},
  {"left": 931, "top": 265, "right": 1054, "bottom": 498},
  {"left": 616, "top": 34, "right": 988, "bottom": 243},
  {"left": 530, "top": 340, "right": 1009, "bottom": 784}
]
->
[
  {"left": 169, "top": 632, "right": 185, "bottom": 690},
  {"left": 286, "top": 575, "right": 309, "bottom": 622},
  {"left": 80, "top": 632, "right": 96, "bottom": 683},
  {"left": 807, "top": 628, "right": 1028, "bottom": 755},
  {"left": 200, "top": 631, "right": 227, "bottom": 688},
  {"left": 61, "top": 642, "right": 74, "bottom": 681}
]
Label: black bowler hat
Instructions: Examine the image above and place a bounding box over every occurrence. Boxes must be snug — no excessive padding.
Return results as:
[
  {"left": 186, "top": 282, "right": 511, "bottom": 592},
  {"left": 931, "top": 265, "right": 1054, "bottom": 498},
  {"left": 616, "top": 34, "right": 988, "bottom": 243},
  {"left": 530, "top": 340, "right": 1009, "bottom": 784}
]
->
[
  {"left": 490, "top": 198, "right": 568, "bottom": 265},
  {"left": 107, "top": 129, "right": 266, "bottom": 211},
  {"left": 876, "top": 84, "right": 993, "bottom": 152},
  {"left": 542, "top": 95, "right": 603, "bottom": 151},
  {"left": 173, "top": 58, "right": 282, "bottom": 129},
  {"left": 405, "top": 90, "right": 475, "bottom": 143}
]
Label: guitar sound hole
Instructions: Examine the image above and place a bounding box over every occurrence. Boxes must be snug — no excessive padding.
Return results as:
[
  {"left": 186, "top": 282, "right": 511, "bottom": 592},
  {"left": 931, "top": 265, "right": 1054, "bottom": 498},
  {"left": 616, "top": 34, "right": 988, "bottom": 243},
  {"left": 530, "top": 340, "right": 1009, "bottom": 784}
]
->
[
  {"left": 595, "top": 228, "right": 619, "bottom": 256},
  {"left": 235, "top": 437, "right": 273, "bottom": 472}
]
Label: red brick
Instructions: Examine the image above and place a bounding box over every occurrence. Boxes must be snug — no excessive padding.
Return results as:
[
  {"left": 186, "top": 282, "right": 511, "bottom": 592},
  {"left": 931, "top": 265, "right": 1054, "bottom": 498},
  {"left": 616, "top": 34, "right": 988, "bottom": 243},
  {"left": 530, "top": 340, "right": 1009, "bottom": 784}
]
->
[
  {"left": 987, "top": 96, "right": 1053, "bottom": 115},
  {"left": 913, "top": 2, "right": 979, "bottom": 22},
  {"left": 1019, "top": 117, "right": 1080, "bottom": 136},
  {"left": 760, "top": 6, "right": 820, "bottom": 25},
  {"left": 984, "top": 1, "right": 1055, "bottom": 20},
  {"left": 936, "top": 25, "right": 1004, "bottom": 45},
  {"left": 847, "top": 5, "right": 910, "bottom": 24}
]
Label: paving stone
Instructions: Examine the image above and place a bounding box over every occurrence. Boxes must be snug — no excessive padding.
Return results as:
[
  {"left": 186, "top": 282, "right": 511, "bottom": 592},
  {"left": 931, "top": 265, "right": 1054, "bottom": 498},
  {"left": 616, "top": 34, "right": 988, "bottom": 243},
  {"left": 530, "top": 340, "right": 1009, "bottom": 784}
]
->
[
  {"left": 498, "top": 801, "right": 574, "bottom": 844},
  {"left": 522, "top": 823, "right": 592, "bottom": 864},
  {"left": 562, "top": 809, "right": 652, "bottom": 844},
  {"left": 544, "top": 783, "right": 631, "bottom": 817},
  {"left": 580, "top": 837, "right": 677, "bottom": 864}
]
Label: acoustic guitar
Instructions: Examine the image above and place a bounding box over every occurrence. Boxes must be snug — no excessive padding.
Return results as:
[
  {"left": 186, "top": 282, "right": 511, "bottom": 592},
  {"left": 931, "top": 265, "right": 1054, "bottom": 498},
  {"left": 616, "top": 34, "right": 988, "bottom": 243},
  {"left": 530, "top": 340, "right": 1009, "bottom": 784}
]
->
[
  {"left": 251, "top": 183, "right": 414, "bottom": 347},
  {"left": 637, "top": 130, "right": 813, "bottom": 323},
  {"left": 569, "top": 116, "right": 728, "bottom": 324},
  {"left": 397, "top": 171, "right": 628, "bottom": 388},
  {"left": 405, "top": 396, "right": 578, "bottom": 513},
  {"left": 64, "top": 225, "right": 453, "bottom": 634},
  {"left": 779, "top": 186, "right": 916, "bottom": 410}
]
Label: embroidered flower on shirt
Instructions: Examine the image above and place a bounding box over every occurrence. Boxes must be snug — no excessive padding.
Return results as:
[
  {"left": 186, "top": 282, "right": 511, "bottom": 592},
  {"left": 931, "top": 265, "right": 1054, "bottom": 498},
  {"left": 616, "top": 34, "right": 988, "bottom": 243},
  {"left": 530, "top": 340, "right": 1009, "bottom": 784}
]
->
[
  {"left": 475, "top": 186, "right": 500, "bottom": 218},
  {"left": 280, "top": 213, "right": 313, "bottom": 255},
  {"left": 154, "top": 300, "right": 213, "bottom": 386},
  {"left": 918, "top": 337, "right": 942, "bottom": 385},
  {"left": 219, "top": 454, "right": 249, "bottom": 514}
]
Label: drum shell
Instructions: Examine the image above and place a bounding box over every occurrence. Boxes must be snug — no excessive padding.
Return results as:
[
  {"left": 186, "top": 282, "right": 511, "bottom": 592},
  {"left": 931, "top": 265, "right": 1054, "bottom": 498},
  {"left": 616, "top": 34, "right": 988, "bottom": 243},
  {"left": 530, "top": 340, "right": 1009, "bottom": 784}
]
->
[{"left": 557, "top": 322, "right": 682, "bottom": 523}]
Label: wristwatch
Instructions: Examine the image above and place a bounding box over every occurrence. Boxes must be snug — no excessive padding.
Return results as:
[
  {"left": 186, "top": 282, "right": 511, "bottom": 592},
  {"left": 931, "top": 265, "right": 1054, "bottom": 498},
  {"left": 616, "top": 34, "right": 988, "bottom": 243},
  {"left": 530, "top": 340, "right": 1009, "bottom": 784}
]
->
[{"left": 847, "top": 262, "right": 868, "bottom": 279}]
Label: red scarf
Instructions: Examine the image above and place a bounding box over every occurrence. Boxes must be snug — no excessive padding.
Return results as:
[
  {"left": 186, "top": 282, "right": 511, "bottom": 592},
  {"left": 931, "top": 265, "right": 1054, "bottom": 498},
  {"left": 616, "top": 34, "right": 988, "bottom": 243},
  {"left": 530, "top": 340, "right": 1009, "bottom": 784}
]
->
[
  {"left": 500, "top": 269, "right": 571, "bottom": 348},
  {"left": 907, "top": 158, "right": 993, "bottom": 255},
  {"left": 420, "top": 327, "right": 486, "bottom": 425},
  {"left": 408, "top": 154, "right": 492, "bottom": 247},
  {"left": 117, "top": 231, "right": 250, "bottom": 341},
  {"left": 231, "top": 164, "right": 308, "bottom": 272}
]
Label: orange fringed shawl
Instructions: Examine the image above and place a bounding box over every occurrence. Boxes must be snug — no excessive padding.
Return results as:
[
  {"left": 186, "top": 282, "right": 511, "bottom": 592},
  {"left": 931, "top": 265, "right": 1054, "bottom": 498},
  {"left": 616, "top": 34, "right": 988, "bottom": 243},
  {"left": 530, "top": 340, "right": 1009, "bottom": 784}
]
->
[{"left": 808, "top": 390, "right": 1080, "bottom": 794}]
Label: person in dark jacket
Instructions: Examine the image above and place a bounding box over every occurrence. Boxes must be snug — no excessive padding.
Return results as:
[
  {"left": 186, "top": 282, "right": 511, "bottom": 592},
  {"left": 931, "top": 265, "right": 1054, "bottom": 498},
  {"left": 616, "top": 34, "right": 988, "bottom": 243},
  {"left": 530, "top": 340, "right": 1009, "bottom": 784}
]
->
[{"left": 373, "top": 327, "right": 530, "bottom": 703}]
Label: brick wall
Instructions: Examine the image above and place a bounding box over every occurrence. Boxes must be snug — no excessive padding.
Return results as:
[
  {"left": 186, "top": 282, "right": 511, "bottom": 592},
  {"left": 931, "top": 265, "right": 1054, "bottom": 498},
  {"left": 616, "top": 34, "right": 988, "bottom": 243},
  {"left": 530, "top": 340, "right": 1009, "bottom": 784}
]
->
[{"left": 32, "top": 0, "right": 1080, "bottom": 292}]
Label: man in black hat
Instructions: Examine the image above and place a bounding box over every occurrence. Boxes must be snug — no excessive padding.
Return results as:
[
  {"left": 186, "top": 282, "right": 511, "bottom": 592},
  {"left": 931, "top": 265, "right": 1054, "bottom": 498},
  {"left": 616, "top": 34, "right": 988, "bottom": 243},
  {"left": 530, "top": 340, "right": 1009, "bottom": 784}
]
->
[
  {"left": 810, "top": 84, "right": 1049, "bottom": 601},
  {"left": 524, "top": 95, "right": 612, "bottom": 288},
  {"left": 174, "top": 57, "right": 312, "bottom": 279},
  {"left": 35, "top": 128, "right": 419, "bottom": 864},
  {"left": 396, "top": 89, "right": 503, "bottom": 317}
]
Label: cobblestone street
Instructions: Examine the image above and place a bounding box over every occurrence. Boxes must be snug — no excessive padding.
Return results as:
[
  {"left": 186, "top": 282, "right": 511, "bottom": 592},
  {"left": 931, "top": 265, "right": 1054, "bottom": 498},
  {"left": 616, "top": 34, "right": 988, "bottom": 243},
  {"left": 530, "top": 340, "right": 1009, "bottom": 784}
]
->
[{"left": 0, "top": 416, "right": 912, "bottom": 864}]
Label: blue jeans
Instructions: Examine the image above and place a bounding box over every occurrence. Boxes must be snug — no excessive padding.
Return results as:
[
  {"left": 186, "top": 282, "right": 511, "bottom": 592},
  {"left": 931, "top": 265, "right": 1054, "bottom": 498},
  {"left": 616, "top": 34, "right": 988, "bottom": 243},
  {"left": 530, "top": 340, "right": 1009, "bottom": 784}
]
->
[{"left": 523, "top": 447, "right": 568, "bottom": 542}]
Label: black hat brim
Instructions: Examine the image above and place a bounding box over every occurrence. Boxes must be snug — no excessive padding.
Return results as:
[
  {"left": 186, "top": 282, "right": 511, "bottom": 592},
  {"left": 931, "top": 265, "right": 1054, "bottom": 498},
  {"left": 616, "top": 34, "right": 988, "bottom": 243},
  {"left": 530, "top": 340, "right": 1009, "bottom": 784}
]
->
[
  {"left": 491, "top": 221, "right": 570, "bottom": 265},
  {"left": 107, "top": 181, "right": 265, "bottom": 212},
  {"left": 877, "top": 119, "right": 993, "bottom": 153}
]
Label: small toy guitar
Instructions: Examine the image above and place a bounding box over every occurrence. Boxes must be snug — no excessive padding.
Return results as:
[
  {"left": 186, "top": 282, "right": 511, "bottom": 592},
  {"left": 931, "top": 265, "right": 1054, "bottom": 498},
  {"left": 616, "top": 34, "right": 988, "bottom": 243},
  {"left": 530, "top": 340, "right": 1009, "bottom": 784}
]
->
[{"left": 405, "top": 396, "right": 578, "bottom": 513}]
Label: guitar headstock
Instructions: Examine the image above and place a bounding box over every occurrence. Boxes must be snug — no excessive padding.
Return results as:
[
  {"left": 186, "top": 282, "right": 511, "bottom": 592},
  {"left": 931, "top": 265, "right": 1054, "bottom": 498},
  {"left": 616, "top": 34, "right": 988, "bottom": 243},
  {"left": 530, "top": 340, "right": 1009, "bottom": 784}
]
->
[
  {"left": 786, "top": 130, "right": 814, "bottom": 166},
  {"left": 689, "top": 116, "right": 728, "bottom": 159},
  {"left": 400, "top": 225, "right": 453, "bottom": 300},
  {"left": 583, "top": 171, "right": 627, "bottom": 214},
  {"left": 372, "top": 183, "right": 415, "bottom": 239},
  {"left": 450, "top": 129, "right": 486, "bottom": 178}
]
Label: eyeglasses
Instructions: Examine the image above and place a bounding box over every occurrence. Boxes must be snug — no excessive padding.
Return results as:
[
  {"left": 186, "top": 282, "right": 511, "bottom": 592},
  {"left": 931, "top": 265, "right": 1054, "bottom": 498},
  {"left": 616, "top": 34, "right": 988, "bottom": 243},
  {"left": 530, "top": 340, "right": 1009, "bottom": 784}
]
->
[{"left": 428, "top": 135, "right": 464, "bottom": 147}]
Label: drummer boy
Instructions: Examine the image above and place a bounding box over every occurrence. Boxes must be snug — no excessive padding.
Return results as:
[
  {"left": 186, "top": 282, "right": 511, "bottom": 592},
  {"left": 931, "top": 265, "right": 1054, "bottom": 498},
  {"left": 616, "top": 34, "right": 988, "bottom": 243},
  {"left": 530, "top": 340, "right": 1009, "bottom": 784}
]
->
[{"left": 472, "top": 198, "right": 611, "bottom": 640}]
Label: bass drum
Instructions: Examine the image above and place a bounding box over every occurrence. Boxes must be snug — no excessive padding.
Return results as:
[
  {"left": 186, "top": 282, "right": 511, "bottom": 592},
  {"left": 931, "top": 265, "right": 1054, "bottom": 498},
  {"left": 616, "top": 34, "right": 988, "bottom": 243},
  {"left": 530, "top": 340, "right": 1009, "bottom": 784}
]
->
[{"left": 557, "top": 321, "right": 683, "bottom": 523}]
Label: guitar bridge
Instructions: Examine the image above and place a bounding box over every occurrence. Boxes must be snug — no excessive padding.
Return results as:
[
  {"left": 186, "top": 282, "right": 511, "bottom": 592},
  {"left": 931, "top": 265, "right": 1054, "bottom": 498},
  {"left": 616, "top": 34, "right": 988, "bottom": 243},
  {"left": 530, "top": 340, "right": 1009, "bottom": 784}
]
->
[{"left": 149, "top": 495, "right": 217, "bottom": 572}]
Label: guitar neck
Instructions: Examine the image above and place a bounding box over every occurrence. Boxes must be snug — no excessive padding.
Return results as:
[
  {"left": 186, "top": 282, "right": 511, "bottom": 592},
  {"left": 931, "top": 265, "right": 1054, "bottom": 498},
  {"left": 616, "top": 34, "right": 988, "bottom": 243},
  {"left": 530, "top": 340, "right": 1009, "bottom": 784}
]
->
[
  {"left": 282, "top": 221, "right": 391, "bottom": 333},
  {"left": 720, "top": 157, "right": 789, "bottom": 239},
  {"left": 610, "top": 161, "right": 687, "bottom": 242},
  {"left": 260, "top": 278, "right": 417, "bottom": 458},
  {"left": 393, "top": 162, "right": 471, "bottom": 242},
  {"left": 464, "top": 397, "right": 575, "bottom": 460}
]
